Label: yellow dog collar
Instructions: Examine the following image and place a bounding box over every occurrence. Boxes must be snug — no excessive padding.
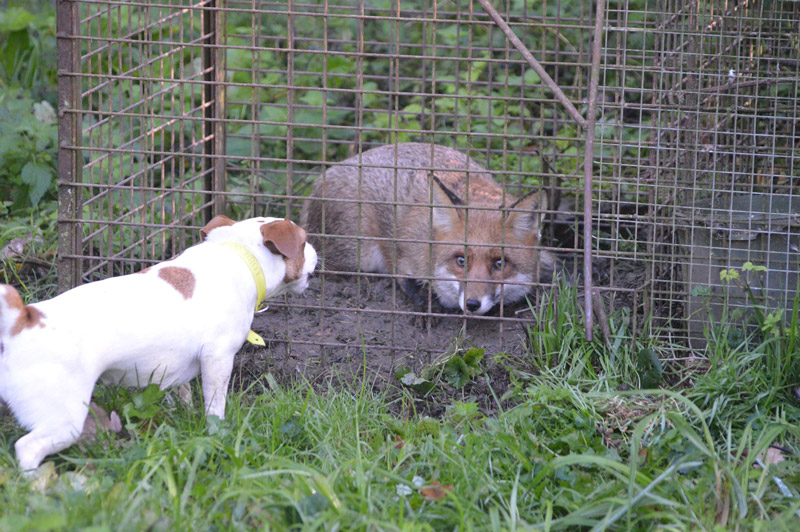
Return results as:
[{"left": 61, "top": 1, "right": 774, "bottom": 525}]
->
[{"left": 218, "top": 241, "right": 267, "bottom": 346}]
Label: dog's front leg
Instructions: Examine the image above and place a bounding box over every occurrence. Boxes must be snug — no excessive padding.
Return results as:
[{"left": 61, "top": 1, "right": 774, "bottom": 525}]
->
[{"left": 199, "top": 351, "right": 235, "bottom": 419}]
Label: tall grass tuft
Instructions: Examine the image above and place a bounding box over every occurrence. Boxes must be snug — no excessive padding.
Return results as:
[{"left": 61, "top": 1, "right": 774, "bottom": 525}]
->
[
  {"left": 690, "top": 267, "right": 800, "bottom": 431},
  {"left": 522, "top": 278, "right": 665, "bottom": 393}
]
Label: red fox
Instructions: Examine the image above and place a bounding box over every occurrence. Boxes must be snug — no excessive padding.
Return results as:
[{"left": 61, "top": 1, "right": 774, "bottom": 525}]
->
[{"left": 300, "top": 143, "right": 554, "bottom": 315}]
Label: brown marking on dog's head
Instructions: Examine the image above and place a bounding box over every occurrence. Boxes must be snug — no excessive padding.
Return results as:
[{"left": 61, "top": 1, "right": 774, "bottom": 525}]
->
[
  {"left": 138, "top": 267, "right": 151, "bottom": 274},
  {"left": 2, "top": 286, "right": 45, "bottom": 337},
  {"left": 157, "top": 266, "right": 196, "bottom": 299},
  {"left": 10, "top": 305, "right": 46, "bottom": 336},
  {"left": 200, "top": 215, "right": 236, "bottom": 240},
  {"left": 260, "top": 219, "right": 308, "bottom": 282},
  {"left": 3, "top": 286, "right": 25, "bottom": 312}
]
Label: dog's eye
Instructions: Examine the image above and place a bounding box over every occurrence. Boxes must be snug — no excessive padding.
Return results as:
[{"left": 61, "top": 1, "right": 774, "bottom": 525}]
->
[
  {"left": 492, "top": 258, "right": 505, "bottom": 271},
  {"left": 454, "top": 255, "right": 466, "bottom": 268}
]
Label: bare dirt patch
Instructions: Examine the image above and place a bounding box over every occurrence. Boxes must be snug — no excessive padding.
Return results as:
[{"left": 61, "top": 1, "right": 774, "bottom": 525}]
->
[{"left": 231, "top": 274, "right": 538, "bottom": 415}]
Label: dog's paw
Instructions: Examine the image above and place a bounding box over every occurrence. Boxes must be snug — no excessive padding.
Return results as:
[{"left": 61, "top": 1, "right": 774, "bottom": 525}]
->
[{"left": 24, "top": 461, "right": 57, "bottom": 490}]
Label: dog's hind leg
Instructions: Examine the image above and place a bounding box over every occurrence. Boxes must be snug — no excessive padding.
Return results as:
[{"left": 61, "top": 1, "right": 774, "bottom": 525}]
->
[{"left": 199, "top": 349, "right": 235, "bottom": 419}]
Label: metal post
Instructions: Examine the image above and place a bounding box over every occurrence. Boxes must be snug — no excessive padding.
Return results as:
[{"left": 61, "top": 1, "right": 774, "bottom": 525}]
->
[
  {"left": 583, "top": 0, "right": 606, "bottom": 342},
  {"left": 203, "top": 0, "right": 226, "bottom": 220},
  {"left": 56, "top": 0, "right": 81, "bottom": 292}
]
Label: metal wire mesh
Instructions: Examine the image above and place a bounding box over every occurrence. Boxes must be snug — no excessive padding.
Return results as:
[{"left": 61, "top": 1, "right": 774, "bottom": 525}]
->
[{"left": 56, "top": 0, "right": 799, "bottom": 362}]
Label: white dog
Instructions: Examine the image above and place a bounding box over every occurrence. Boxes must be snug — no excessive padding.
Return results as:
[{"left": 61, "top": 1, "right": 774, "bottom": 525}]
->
[{"left": 0, "top": 215, "right": 317, "bottom": 471}]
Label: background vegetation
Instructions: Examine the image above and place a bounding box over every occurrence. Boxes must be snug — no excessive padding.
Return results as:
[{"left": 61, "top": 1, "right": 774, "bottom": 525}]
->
[{"left": 1, "top": 1, "right": 800, "bottom": 530}]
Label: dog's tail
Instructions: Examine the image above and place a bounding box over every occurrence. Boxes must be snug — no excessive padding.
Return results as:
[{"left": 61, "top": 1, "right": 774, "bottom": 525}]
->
[{"left": 0, "top": 284, "right": 27, "bottom": 339}]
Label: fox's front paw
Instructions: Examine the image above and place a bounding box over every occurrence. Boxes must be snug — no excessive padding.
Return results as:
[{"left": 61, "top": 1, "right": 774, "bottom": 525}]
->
[{"left": 412, "top": 312, "right": 441, "bottom": 329}]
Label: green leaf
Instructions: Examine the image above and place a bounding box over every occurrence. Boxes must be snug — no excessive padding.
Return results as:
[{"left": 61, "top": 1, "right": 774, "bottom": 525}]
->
[
  {"left": 395, "top": 366, "right": 435, "bottom": 393},
  {"left": 326, "top": 55, "right": 352, "bottom": 74},
  {"left": 635, "top": 348, "right": 663, "bottom": 388},
  {"left": 20, "top": 161, "right": 53, "bottom": 206},
  {"left": 0, "top": 8, "right": 36, "bottom": 32},
  {"left": 665, "top": 412, "right": 712, "bottom": 457},
  {"left": 279, "top": 416, "right": 304, "bottom": 440},
  {"left": 0, "top": 132, "right": 22, "bottom": 160},
  {"left": 463, "top": 347, "right": 485, "bottom": 368},
  {"left": 298, "top": 492, "right": 330, "bottom": 519},
  {"left": 524, "top": 68, "right": 541, "bottom": 85},
  {"left": 444, "top": 356, "right": 470, "bottom": 389},
  {"left": 27, "top": 512, "right": 67, "bottom": 531}
]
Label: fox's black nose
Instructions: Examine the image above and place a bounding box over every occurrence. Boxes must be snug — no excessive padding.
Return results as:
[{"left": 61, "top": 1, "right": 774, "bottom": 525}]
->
[{"left": 466, "top": 299, "right": 481, "bottom": 313}]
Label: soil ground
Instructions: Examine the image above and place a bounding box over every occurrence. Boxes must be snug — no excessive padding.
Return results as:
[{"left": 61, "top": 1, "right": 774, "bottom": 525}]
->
[{"left": 230, "top": 274, "right": 540, "bottom": 416}]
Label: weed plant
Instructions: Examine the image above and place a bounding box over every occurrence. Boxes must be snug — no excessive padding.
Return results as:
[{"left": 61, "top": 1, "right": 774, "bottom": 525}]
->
[{"left": 690, "top": 264, "right": 800, "bottom": 433}]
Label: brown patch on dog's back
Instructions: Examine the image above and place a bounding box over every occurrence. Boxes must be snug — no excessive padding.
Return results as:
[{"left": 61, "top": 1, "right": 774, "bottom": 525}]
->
[
  {"left": 158, "top": 267, "right": 196, "bottom": 300},
  {"left": 138, "top": 267, "right": 151, "bottom": 274},
  {"left": 10, "top": 306, "right": 46, "bottom": 336},
  {"left": 2, "top": 286, "right": 45, "bottom": 337}
]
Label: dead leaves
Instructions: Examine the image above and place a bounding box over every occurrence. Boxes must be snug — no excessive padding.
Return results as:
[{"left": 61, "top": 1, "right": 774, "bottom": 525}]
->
[
  {"left": 419, "top": 481, "right": 454, "bottom": 501},
  {"left": 78, "top": 402, "right": 122, "bottom": 450}
]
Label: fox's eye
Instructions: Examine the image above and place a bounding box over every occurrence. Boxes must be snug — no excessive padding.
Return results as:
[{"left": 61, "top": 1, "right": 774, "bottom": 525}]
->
[
  {"left": 492, "top": 258, "right": 505, "bottom": 271},
  {"left": 454, "top": 255, "right": 466, "bottom": 268}
]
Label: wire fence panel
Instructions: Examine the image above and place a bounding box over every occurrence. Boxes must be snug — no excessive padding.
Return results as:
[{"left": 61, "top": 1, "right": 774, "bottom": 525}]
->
[{"left": 57, "top": 0, "right": 799, "bottom": 364}]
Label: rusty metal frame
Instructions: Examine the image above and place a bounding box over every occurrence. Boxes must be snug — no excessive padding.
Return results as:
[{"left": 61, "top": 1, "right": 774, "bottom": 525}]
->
[
  {"left": 54, "top": 0, "right": 800, "bottom": 356},
  {"left": 203, "top": 0, "right": 227, "bottom": 220},
  {"left": 56, "top": 0, "right": 82, "bottom": 293}
]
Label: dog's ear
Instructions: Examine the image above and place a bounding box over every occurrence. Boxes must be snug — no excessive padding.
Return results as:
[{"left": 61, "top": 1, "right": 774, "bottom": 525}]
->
[
  {"left": 260, "top": 219, "right": 307, "bottom": 259},
  {"left": 200, "top": 215, "right": 236, "bottom": 239}
]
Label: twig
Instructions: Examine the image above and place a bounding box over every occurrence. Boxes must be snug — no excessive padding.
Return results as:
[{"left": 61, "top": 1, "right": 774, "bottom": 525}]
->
[
  {"left": 591, "top": 288, "right": 612, "bottom": 350},
  {"left": 581, "top": 0, "right": 606, "bottom": 341},
  {"left": 475, "top": 0, "right": 587, "bottom": 130},
  {"left": 693, "top": 76, "right": 800, "bottom": 94}
]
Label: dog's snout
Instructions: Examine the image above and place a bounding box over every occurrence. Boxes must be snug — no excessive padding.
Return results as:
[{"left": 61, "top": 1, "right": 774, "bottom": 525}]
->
[{"left": 465, "top": 298, "right": 481, "bottom": 313}]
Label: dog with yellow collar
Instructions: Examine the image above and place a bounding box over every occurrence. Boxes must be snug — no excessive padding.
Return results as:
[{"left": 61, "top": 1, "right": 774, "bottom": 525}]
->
[{"left": 0, "top": 215, "right": 317, "bottom": 472}]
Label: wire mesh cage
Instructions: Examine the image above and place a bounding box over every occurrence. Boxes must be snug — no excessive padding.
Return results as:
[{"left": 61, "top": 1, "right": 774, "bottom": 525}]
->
[{"left": 56, "top": 0, "right": 799, "bottom": 366}]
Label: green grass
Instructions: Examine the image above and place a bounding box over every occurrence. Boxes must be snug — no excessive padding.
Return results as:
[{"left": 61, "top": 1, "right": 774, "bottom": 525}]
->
[
  {"left": 2, "top": 285, "right": 800, "bottom": 531},
  {"left": 1, "top": 378, "right": 799, "bottom": 530}
]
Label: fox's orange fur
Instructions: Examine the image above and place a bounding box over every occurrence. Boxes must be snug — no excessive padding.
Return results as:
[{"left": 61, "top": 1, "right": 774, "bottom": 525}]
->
[{"left": 300, "top": 143, "right": 554, "bottom": 314}]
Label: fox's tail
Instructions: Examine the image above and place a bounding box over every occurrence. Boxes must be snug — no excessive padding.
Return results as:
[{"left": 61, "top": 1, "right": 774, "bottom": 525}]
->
[{"left": 0, "top": 284, "right": 25, "bottom": 339}]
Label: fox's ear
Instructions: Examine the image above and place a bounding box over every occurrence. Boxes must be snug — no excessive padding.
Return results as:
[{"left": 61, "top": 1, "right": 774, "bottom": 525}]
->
[
  {"left": 505, "top": 189, "right": 548, "bottom": 241},
  {"left": 430, "top": 173, "right": 464, "bottom": 232}
]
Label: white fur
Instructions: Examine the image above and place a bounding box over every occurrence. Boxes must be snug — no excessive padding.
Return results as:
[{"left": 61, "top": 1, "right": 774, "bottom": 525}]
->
[
  {"left": 474, "top": 294, "right": 496, "bottom": 316},
  {"left": 495, "top": 272, "right": 533, "bottom": 307},
  {"left": 448, "top": 270, "right": 533, "bottom": 315},
  {"left": 359, "top": 242, "right": 388, "bottom": 273},
  {"left": 0, "top": 216, "right": 317, "bottom": 472},
  {"left": 431, "top": 265, "right": 461, "bottom": 310}
]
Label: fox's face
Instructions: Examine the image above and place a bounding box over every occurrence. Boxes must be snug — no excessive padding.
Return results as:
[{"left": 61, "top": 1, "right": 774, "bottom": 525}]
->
[
  {"left": 429, "top": 178, "right": 549, "bottom": 315},
  {"left": 432, "top": 242, "right": 536, "bottom": 315}
]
